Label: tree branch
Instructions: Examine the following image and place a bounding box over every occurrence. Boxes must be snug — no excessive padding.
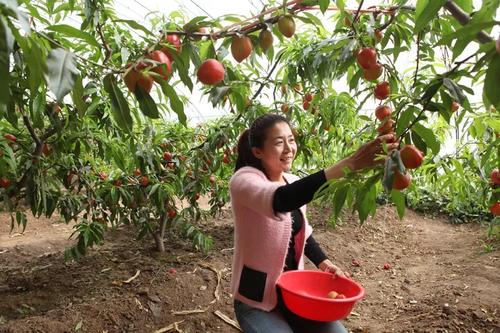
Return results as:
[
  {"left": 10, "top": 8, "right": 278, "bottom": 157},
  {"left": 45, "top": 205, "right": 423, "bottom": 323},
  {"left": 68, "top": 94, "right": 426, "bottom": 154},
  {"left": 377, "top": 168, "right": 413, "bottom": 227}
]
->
[
  {"left": 443, "top": 1, "right": 493, "bottom": 44},
  {"left": 412, "top": 32, "right": 422, "bottom": 89},
  {"left": 96, "top": 22, "right": 112, "bottom": 64}
]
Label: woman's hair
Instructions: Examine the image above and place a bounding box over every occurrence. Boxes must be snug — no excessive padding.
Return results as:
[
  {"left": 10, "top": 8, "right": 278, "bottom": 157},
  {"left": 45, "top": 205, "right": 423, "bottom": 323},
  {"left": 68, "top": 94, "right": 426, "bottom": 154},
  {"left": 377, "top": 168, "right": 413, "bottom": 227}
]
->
[{"left": 234, "top": 113, "right": 291, "bottom": 173}]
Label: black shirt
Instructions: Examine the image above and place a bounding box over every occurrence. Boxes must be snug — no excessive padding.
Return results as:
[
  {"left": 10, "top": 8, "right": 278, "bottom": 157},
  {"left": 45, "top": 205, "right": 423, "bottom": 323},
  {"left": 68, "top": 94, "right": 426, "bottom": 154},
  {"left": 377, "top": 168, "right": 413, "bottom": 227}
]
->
[{"left": 272, "top": 170, "right": 328, "bottom": 270}]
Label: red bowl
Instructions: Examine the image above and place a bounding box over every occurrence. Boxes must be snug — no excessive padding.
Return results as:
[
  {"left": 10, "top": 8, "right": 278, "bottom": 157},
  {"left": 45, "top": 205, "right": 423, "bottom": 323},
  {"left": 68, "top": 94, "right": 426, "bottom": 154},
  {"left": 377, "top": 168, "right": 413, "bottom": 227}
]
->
[{"left": 276, "top": 270, "right": 365, "bottom": 322}]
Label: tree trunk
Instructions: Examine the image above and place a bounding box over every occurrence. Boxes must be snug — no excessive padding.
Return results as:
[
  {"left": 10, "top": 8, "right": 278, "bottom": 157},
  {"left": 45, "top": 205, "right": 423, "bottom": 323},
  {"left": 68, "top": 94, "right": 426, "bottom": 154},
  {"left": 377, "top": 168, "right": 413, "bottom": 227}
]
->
[{"left": 153, "top": 215, "right": 168, "bottom": 252}]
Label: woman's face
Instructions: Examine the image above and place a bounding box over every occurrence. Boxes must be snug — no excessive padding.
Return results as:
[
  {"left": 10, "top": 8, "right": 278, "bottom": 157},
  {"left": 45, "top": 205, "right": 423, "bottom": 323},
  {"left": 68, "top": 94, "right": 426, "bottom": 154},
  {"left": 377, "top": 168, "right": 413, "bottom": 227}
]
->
[{"left": 252, "top": 122, "right": 297, "bottom": 177}]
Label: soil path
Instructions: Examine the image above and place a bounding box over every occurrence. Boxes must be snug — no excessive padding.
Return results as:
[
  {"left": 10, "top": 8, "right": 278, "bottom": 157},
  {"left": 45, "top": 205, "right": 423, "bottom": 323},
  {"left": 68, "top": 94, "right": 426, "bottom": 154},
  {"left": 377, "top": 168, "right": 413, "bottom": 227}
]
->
[{"left": 0, "top": 205, "right": 498, "bottom": 333}]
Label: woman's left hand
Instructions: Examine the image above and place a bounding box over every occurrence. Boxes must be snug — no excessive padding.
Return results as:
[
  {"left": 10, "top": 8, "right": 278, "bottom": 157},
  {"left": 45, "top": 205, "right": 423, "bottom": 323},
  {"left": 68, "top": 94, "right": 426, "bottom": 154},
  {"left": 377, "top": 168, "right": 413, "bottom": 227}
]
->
[{"left": 319, "top": 259, "right": 350, "bottom": 278}]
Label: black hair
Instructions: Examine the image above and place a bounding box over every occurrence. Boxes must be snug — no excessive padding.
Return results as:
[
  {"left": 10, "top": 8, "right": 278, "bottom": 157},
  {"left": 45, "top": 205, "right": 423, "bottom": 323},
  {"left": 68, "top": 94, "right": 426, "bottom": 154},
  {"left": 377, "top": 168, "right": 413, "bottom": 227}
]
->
[{"left": 234, "top": 113, "right": 292, "bottom": 174}]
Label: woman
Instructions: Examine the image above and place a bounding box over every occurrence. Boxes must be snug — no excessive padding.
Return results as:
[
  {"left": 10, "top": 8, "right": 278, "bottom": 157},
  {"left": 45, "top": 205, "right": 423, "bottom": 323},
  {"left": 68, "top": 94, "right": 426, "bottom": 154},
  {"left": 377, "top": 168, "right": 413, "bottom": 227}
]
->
[{"left": 229, "top": 113, "right": 397, "bottom": 333}]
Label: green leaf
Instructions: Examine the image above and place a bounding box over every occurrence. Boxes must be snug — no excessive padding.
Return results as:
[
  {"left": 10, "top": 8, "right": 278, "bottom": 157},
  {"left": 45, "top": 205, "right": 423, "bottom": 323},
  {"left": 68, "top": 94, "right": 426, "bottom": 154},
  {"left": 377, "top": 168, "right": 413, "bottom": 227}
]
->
[
  {"left": 391, "top": 190, "right": 406, "bottom": 219},
  {"left": 174, "top": 54, "right": 193, "bottom": 92},
  {"left": 26, "top": 41, "right": 45, "bottom": 93},
  {"left": 0, "top": 17, "right": 10, "bottom": 104},
  {"left": 319, "top": 0, "right": 330, "bottom": 13},
  {"left": 103, "top": 74, "right": 133, "bottom": 133},
  {"left": 45, "top": 48, "right": 79, "bottom": 102},
  {"left": 135, "top": 86, "right": 160, "bottom": 119},
  {"left": 356, "top": 185, "right": 376, "bottom": 223},
  {"left": 160, "top": 81, "right": 186, "bottom": 126},
  {"left": 412, "top": 123, "right": 440, "bottom": 154},
  {"left": 113, "top": 19, "right": 153, "bottom": 36},
  {"left": 46, "top": 0, "right": 55, "bottom": 13},
  {"left": 336, "top": 0, "right": 345, "bottom": 11},
  {"left": 46, "top": 24, "right": 101, "bottom": 49},
  {"left": 297, "top": 12, "right": 324, "bottom": 29},
  {"left": 484, "top": 54, "right": 500, "bottom": 109},
  {"left": 396, "top": 106, "right": 416, "bottom": 136},
  {"left": 439, "top": 21, "right": 499, "bottom": 45},
  {"left": 71, "top": 75, "right": 87, "bottom": 116},
  {"left": 209, "top": 86, "right": 230, "bottom": 107},
  {"left": 31, "top": 92, "right": 45, "bottom": 129},
  {"left": 442, "top": 78, "right": 466, "bottom": 104},
  {"left": 333, "top": 183, "right": 349, "bottom": 220},
  {"left": 414, "top": 0, "right": 447, "bottom": 34},
  {"left": 421, "top": 78, "right": 443, "bottom": 102},
  {"left": 452, "top": 0, "right": 472, "bottom": 12}
]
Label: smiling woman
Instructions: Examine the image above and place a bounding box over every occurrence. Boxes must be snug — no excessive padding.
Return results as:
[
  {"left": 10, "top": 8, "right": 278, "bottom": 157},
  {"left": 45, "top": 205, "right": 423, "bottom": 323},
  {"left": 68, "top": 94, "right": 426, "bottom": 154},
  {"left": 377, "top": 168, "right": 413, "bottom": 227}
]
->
[{"left": 229, "top": 113, "right": 399, "bottom": 332}]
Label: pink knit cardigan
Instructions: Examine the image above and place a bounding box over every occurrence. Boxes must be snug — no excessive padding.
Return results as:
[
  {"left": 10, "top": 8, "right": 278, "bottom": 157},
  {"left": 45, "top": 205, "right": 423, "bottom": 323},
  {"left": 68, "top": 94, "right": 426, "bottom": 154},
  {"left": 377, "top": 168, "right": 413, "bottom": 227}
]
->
[{"left": 229, "top": 166, "right": 313, "bottom": 311}]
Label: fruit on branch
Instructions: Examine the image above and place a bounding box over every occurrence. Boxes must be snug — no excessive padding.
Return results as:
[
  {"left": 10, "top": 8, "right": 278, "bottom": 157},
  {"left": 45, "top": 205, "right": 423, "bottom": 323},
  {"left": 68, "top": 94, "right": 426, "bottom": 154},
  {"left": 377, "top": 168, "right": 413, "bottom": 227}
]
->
[
  {"left": 374, "top": 81, "right": 390, "bottom": 100},
  {"left": 392, "top": 170, "right": 411, "bottom": 190},
  {"left": 124, "top": 62, "right": 154, "bottom": 94},
  {"left": 304, "top": 92, "right": 314, "bottom": 102},
  {"left": 139, "top": 176, "right": 149, "bottom": 187},
  {"left": 400, "top": 145, "right": 424, "bottom": 169},
  {"left": 197, "top": 59, "right": 225, "bottom": 85},
  {"left": 490, "top": 202, "right": 500, "bottom": 215},
  {"left": 231, "top": 35, "right": 253, "bottom": 63},
  {"left": 133, "top": 168, "right": 141, "bottom": 177},
  {"left": 163, "top": 151, "right": 173, "bottom": 161},
  {"left": 162, "top": 34, "right": 182, "bottom": 62},
  {"left": 3, "top": 134, "right": 17, "bottom": 142},
  {"left": 451, "top": 101, "right": 460, "bottom": 112},
  {"left": 375, "top": 105, "right": 392, "bottom": 120},
  {"left": 278, "top": 16, "right": 295, "bottom": 38},
  {"left": 42, "top": 143, "right": 53, "bottom": 156},
  {"left": 168, "top": 208, "right": 177, "bottom": 218},
  {"left": 491, "top": 169, "right": 500, "bottom": 185},
  {"left": 374, "top": 29, "right": 383, "bottom": 42},
  {"left": 281, "top": 103, "right": 289, "bottom": 113},
  {"left": 356, "top": 47, "right": 378, "bottom": 70},
  {"left": 259, "top": 29, "right": 273, "bottom": 52},
  {"left": 363, "top": 62, "right": 383, "bottom": 81},
  {"left": 146, "top": 50, "right": 172, "bottom": 82},
  {"left": 377, "top": 118, "right": 395, "bottom": 135},
  {"left": 302, "top": 100, "right": 310, "bottom": 110},
  {"left": 0, "top": 177, "right": 11, "bottom": 188}
]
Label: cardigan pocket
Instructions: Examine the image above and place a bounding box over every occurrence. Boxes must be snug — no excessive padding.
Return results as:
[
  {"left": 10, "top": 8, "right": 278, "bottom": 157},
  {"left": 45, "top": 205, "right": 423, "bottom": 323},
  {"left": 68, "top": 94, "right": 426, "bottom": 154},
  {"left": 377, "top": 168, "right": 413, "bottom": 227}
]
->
[{"left": 238, "top": 265, "right": 267, "bottom": 302}]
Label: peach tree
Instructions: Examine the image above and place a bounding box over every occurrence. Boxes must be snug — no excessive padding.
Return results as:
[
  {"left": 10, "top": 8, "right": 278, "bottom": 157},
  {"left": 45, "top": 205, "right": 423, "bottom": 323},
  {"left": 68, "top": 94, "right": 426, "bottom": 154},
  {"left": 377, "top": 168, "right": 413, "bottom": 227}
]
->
[{"left": 0, "top": 0, "right": 498, "bottom": 258}]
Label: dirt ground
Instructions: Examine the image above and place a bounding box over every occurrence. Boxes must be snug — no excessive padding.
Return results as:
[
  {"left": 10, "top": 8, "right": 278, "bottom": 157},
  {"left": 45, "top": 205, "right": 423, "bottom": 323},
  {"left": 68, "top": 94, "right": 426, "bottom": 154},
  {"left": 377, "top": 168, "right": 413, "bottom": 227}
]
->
[{"left": 0, "top": 203, "right": 499, "bottom": 333}]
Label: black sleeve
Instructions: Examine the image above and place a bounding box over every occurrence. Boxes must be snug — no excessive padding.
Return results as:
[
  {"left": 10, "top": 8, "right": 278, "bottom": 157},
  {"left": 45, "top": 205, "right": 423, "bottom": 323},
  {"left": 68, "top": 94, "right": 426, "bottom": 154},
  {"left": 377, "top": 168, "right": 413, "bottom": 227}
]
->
[
  {"left": 304, "top": 235, "right": 328, "bottom": 267},
  {"left": 272, "top": 170, "right": 327, "bottom": 213}
]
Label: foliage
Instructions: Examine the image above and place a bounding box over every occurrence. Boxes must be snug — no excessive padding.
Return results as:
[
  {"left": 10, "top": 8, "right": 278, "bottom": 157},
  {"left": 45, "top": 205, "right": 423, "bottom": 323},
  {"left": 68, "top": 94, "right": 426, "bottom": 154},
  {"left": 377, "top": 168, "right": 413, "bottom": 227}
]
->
[{"left": 0, "top": 0, "right": 499, "bottom": 258}]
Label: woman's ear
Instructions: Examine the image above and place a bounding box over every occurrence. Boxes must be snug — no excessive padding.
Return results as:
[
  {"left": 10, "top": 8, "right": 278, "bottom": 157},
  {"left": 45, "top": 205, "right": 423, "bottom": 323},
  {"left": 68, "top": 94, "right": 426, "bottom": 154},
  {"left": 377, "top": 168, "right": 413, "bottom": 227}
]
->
[{"left": 251, "top": 147, "right": 263, "bottom": 159}]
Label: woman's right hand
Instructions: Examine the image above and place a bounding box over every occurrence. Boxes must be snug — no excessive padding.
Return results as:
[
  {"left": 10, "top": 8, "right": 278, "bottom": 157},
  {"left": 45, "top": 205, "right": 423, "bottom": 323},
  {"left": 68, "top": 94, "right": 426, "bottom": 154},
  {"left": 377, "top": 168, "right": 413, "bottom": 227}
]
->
[
  {"left": 324, "top": 133, "right": 399, "bottom": 181},
  {"left": 346, "top": 133, "right": 399, "bottom": 171}
]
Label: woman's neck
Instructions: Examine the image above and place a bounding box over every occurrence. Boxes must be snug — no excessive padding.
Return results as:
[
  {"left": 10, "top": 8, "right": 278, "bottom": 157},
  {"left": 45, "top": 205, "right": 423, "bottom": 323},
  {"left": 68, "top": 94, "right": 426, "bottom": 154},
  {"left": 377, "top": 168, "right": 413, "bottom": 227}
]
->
[{"left": 267, "top": 171, "right": 284, "bottom": 183}]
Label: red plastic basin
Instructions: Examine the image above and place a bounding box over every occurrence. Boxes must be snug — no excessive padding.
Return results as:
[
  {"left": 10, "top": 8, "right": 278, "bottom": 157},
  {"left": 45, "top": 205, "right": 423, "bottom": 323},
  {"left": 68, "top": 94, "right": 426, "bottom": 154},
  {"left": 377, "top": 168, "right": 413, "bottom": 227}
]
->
[{"left": 276, "top": 270, "right": 365, "bottom": 322}]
